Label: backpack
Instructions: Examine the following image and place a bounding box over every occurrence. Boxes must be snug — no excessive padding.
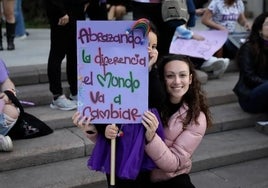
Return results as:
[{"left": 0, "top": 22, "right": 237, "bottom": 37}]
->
[{"left": 161, "top": 0, "right": 189, "bottom": 23}]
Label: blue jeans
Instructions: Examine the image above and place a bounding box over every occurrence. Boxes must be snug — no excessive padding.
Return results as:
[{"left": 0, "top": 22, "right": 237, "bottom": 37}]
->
[
  {"left": 187, "top": 0, "right": 196, "bottom": 28},
  {"left": 239, "top": 82, "right": 268, "bottom": 113},
  {"left": 0, "top": 113, "right": 10, "bottom": 136},
  {"left": 14, "top": 0, "right": 26, "bottom": 36}
]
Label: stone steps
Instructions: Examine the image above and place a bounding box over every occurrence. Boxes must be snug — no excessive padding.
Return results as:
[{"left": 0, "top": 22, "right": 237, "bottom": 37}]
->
[
  {"left": 13, "top": 69, "right": 237, "bottom": 108},
  {"left": 1, "top": 103, "right": 266, "bottom": 172},
  {"left": 1, "top": 64, "right": 267, "bottom": 187},
  {"left": 20, "top": 101, "right": 267, "bottom": 133},
  {"left": 191, "top": 157, "right": 268, "bottom": 188},
  {"left": 0, "top": 127, "right": 267, "bottom": 188}
]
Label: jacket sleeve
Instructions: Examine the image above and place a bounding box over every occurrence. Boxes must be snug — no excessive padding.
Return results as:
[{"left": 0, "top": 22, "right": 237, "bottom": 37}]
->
[
  {"left": 46, "top": 0, "right": 67, "bottom": 18},
  {"left": 144, "top": 112, "right": 207, "bottom": 172},
  {"left": 238, "top": 43, "right": 267, "bottom": 88}
]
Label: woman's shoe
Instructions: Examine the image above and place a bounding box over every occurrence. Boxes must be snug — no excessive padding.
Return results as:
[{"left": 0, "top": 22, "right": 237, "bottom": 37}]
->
[
  {"left": 201, "top": 56, "right": 224, "bottom": 72},
  {"left": 212, "top": 58, "right": 230, "bottom": 78},
  {"left": 0, "top": 135, "right": 13, "bottom": 152}
]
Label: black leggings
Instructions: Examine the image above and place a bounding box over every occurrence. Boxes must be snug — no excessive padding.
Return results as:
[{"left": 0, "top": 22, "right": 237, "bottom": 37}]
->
[
  {"left": 47, "top": 23, "right": 77, "bottom": 96},
  {"left": 106, "top": 173, "right": 195, "bottom": 188},
  {"left": 106, "top": 171, "right": 151, "bottom": 188},
  {"left": 152, "top": 174, "right": 196, "bottom": 188}
]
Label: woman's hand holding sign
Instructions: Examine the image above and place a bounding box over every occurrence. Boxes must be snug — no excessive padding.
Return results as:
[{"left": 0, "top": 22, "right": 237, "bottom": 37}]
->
[{"left": 142, "top": 111, "right": 159, "bottom": 143}]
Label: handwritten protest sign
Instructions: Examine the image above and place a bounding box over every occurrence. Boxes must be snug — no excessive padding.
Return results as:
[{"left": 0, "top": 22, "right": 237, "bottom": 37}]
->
[
  {"left": 169, "top": 30, "right": 228, "bottom": 60},
  {"left": 77, "top": 20, "right": 149, "bottom": 124}
]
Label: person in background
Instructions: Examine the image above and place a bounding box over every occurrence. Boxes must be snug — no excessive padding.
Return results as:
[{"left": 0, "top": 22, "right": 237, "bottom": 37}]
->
[
  {"left": 166, "top": 0, "right": 229, "bottom": 79},
  {"left": 0, "top": 59, "right": 20, "bottom": 152},
  {"left": 187, "top": 0, "right": 197, "bottom": 29},
  {"left": 143, "top": 54, "right": 212, "bottom": 187},
  {"left": 132, "top": 0, "right": 167, "bottom": 56},
  {"left": 45, "top": 0, "right": 89, "bottom": 111},
  {"left": 171, "top": 21, "right": 230, "bottom": 79},
  {"left": 233, "top": 12, "right": 268, "bottom": 127},
  {"left": 194, "top": 0, "right": 208, "bottom": 16},
  {"left": 14, "top": 0, "right": 28, "bottom": 39},
  {"left": 0, "top": 0, "right": 16, "bottom": 50},
  {"left": 201, "top": 0, "right": 251, "bottom": 59},
  {"left": 73, "top": 20, "right": 166, "bottom": 188},
  {"left": 86, "top": 0, "right": 108, "bottom": 20},
  {"left": 131, "top": 0, "right": 201, "bottom": 57},
  {"left": 106, "top": 0, "right": 131, "bottom": 20}
]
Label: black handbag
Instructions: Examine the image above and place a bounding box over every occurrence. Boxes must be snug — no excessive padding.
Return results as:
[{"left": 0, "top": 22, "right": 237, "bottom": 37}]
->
[{"left": 4, "top": 90, "right": 53, "bottom": 139}]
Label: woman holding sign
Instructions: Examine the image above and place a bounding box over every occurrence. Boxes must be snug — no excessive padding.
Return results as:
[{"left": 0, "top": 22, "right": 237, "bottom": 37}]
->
[
  {"left": 72, "top": 20, "right": 166, "bottom": 188},
  {"left": 142, "top": 54, "right": 212, "bottom": 187}
]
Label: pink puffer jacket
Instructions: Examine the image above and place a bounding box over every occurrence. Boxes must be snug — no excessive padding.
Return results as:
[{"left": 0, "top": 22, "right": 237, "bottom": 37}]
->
[{"left": 145, "top": 103, "right": 207, "bottom": 182}]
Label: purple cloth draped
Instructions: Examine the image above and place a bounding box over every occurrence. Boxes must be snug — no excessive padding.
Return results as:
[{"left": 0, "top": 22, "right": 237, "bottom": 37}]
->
[
  {"left": 88, "top": 108, "right": 164, "bottom": 180},
  {"left": 0, "top": 59, "right": 9, "bottom": 84}
]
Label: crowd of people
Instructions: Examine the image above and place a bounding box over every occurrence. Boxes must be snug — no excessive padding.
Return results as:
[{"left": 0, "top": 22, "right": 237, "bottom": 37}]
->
[
  {"left": 44, "top": 0, "right": 253, "bottom": 111},
  {"left": 1, "top": 0, "right": 268, "bottom": 187}
]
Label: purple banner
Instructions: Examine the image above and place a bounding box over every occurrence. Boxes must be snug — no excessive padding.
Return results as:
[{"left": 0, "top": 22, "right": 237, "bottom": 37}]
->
[{"left": 77, "top": 21, "right": 149, "bottom": 124}]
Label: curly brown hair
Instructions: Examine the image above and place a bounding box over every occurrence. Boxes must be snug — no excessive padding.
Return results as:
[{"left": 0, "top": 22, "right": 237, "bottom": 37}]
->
[{"left": 158, "top": 54, "right": 212, "bottom": 128}]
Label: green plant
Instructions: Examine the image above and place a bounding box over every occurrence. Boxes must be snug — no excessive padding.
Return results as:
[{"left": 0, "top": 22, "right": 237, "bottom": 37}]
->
[{"left": 23, "top": 0, "right": 49, "bottom": 28}]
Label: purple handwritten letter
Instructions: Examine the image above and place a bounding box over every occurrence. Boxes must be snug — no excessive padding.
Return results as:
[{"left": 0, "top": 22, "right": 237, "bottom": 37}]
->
[{"left": 77, "top": 21, "right": 148, "bottom": 124}]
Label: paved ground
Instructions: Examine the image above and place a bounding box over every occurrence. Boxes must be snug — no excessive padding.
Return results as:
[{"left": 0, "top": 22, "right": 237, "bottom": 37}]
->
[{"left": 1, "top": 28, "right": 50, "bottom": 67}]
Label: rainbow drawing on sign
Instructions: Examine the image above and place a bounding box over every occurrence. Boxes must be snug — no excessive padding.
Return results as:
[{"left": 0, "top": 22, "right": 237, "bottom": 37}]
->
[{"left": 126, "top": 18, "right": 150, "bottom": 40}]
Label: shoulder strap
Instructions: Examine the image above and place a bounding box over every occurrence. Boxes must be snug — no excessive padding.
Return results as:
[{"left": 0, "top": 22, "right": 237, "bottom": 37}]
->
[{"left": 3, "top": 90, "right": 24, "bottom": 113}]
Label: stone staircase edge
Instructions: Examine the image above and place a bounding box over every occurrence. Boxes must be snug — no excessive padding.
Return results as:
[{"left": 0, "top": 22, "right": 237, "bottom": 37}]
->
[
  {"left": 0, "top": 127, "right": 268, "bottom": 187},
  {"left": 0, "top": 128, "right": 95, "bottom": 172}
]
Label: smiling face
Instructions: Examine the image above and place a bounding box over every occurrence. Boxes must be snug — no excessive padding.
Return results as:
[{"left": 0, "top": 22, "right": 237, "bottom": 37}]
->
[
  {"left": 148, "top": 31, "right": 158, "bottom": 69},
  {"left": 164, "top": 60, "right": 192, "bottom": 104}
]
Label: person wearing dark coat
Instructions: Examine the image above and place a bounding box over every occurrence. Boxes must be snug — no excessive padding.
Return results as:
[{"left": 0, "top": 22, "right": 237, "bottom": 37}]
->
[
  {"left": 233, "top": 12, "right": 268, "bottom": 114},
  {"left": 45, "top": 0, "right": 89, "bottom": 111}
]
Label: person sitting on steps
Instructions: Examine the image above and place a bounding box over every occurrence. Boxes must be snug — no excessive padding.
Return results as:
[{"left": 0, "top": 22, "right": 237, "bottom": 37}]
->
[
  {"left": 0, "top": 59, "right": 20, "bottom": 151},
  {"left": 162, "top": 0, "right": 229, "bottom": 79},
  {"left": 233, "top": 12, "right": 268, "bottom": 134}
]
